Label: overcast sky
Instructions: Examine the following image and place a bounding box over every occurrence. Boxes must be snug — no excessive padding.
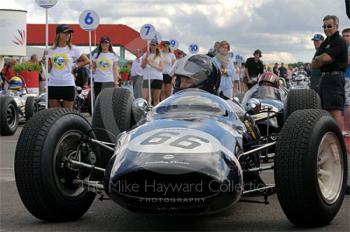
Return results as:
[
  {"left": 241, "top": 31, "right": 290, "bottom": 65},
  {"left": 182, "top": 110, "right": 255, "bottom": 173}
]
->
[{"left": 1, "top": 0, "right": 349, "bottom": 63}]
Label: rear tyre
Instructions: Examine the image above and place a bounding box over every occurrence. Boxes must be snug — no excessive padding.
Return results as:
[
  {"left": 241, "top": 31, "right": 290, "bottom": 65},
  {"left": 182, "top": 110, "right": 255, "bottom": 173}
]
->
[
  {"left": 0, "top": 96, "right": 19, "bottom": 136},
  {"left": 15, "top": 109, "right": 97, "bottom": 222},
  {"left": 275, "top": 109, "right": 347, "bottom": 227},
  {"left": 92, "top": 87, "right": 134, "bottom": 167},
  {"left": 284, "top": 89, "right": 321, "bottom": 120}
]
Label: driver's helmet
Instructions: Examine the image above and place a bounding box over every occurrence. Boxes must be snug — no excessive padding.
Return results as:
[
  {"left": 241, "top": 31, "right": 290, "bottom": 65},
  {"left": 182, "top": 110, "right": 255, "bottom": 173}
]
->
[
  {"left": 8, "top": 76, "right": 23, "bottom": 91},
  {"left": 258, "top": 71, "right": 279, "bottom": 88},
  {"left": 173, "top": 54, "right": 221, "bottom": 95}
]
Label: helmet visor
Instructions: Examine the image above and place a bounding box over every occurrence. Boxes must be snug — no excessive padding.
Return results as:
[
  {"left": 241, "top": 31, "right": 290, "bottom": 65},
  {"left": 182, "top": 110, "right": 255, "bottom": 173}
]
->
[{"left": 174, "top": 55, "right": 212, "bottom": 90}]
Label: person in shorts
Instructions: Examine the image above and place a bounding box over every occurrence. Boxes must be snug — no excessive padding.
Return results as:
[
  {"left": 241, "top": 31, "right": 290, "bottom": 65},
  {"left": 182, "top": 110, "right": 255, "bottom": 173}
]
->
[
  {"left": 48, "top": 24, "right": 89, "bottom": 108},
  {"left": 161, "top": 41, "right": 176, "bottom": 99},
  {"left": 92, "top": 35, "right": 119, "bottom": 98},
  {"left": 312, "top": 15, "right": 347, "bottom": 131},
  {"left": 141, "top": 39, "right": 164, "bottom": 106}
]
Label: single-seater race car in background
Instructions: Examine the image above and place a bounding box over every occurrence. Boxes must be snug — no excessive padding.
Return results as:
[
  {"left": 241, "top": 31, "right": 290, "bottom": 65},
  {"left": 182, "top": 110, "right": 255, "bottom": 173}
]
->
[
  {"left": 0, "top": 76, "right": 44, "bottom": 136},
  {"left": 290, "top": 71, "right": 310, "bottom": 89},
  {"left": 14, "top": 86, "right": 347, "bottom": 227},
  {"left": 241, "top": 72, "right": 320, "bottom": 137}
]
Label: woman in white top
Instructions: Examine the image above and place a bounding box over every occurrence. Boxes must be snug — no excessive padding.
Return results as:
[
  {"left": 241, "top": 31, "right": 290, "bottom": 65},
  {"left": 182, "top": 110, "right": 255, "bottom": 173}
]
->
[
  {"left": 92, "top": 36, "right": 119, "bottom": 97},
  {"left": 48, "top": 24, "right": 89, "bottom": 108},
  {"left": 161, "top": 41, "right": 176, "bottom": 99},
  {"left": 211, "top": 41, "right": 237, "bottom": 99},
  {"left": 141, "top": 39, "right": 164, "bottom": 106}
]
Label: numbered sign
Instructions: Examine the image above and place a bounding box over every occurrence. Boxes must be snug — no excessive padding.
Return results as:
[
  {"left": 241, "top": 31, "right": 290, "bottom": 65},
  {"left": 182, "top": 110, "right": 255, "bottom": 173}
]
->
[
  {"left": 235, "top": 54, "right": 244, "bottom": 63},
  {"left": 155, "top": 31, "right": 162, "bottom": 43},
  {"left": 188, "top": 43, "right": 199, "bottom": 54},
  {"left": 79, "top": 10, "right": 100, "bottom": 31},
  {"left": 228, "top": 52, "right": 234, "bottom": 59},
  {"left": 35, "top": 0, "right": 58, "bottom": 8},
  {"left": 140, "top": 24, "right": 156, "bottom": 41},
  {"left": 169, "top": 39, "right": 179, "bottom": 50}
]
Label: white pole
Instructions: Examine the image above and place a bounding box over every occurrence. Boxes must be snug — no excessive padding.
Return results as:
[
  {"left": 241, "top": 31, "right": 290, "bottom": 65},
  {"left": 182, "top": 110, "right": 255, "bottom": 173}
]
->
[
  {"left": 45, "top": 8, "right": 49, "bottom": 109},
  {"left": 89, "top": 31, "right": 94, "bottom": 115},
  {"left": 147, "top": 41, "right": 151, "bottom": 105}
]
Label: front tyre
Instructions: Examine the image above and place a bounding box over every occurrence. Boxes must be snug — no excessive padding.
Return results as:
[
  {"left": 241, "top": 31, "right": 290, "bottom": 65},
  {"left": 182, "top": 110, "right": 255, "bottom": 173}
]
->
[
  {"left": 0, "top": 96, "right": 19, "bottom": 136},
  {"left": 275, "top": 109, "right": 347, "bottom": 227},
  {"left": 15, "top": 109, "right": 96, "bottom": 222}
]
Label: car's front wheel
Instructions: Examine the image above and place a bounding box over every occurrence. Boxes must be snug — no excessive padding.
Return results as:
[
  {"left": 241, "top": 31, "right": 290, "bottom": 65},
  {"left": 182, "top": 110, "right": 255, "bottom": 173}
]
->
[
  {"left": 15, "top": 109, "right": 98, "bottom": 222},
  {"left": 275, "top": 109, "right": 347, "bottom": 227},
  {"left": 0, "top": 96, "right": 19, "bottom": 136}
]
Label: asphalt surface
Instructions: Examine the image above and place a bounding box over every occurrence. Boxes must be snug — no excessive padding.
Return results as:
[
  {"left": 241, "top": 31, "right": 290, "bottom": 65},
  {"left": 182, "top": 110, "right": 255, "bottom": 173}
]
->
[{"left": 1, "top": 125, "right": 349, "bottom": 232}]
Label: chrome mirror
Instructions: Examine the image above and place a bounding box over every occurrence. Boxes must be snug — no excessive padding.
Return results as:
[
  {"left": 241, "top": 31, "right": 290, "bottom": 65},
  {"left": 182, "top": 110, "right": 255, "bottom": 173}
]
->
[
  {"left": 245, "top": 98, "right": 261, "bottom": 114},
  {"left": 132, "top": 98, "right": 149, "bottom": 122}
]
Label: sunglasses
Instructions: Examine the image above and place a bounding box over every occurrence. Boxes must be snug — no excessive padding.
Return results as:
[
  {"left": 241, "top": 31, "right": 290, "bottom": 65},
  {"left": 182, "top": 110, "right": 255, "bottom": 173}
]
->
[{"left": 322, "top": 24, "right": 334, "bottom": 29}]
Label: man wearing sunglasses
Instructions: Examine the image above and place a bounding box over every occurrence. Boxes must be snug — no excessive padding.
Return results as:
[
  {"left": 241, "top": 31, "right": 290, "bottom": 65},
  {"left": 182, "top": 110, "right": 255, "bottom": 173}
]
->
[{"left": 311, "top": 15, "right": 348, "bottom": 132}]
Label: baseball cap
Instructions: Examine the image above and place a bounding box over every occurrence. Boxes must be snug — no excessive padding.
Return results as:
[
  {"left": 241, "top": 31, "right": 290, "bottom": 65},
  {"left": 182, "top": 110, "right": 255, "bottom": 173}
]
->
[
  {"left": 150, "top": 39, "right": 159, "bottom": 45},
  {"left": 56, "top": 24, "right": 74, "bottom": 34},
  {"left": 100, "top": 35, "right": 111, "bottom": 43},
  {"left": 311, "top": 34, "right": 324, "bottom": 41}
]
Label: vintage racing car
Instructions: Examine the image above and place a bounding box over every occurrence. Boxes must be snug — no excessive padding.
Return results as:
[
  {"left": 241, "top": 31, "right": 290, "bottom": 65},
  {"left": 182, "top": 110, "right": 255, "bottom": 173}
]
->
[
  {"left": 0, "top": 77, "right": 44, "bottom": 135},
  {"left": 241, "top": 72, "right": 321, "bottom": 136},
  {"left": 14, "top": 54, "right": 347, "bottom": 227},
  {"left": 14, "top": 87, "right": 347, "bottom": 227}
]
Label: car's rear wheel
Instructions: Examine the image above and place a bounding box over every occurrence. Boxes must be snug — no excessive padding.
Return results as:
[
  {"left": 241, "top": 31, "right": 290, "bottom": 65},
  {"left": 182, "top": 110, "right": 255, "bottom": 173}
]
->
[
  {"left": 284, "top": 89, "right": 321, "bottom": 121},
  {"left": 275, "top": 109, "right": 347, "bottom": 227},
  {"left": 0, "top": 96, "right": 19, "bottom": 136},
  {"left": 15, "top": 109, "right": 98, "bottom": 222},
  {"left": 92, "top": 87, "right": 134, "bottom": 167}
]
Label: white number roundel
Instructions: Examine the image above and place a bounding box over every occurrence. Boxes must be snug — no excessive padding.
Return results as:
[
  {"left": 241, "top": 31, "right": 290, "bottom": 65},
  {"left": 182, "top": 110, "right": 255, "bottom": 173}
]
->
[
  {"left": 189, "top": 43, "right": 199, "bottom": 54},
  {"left": 169, "top": 39, "right": 179, "bottom": 50},
  {"left": 140, "top": 24, "right": 156, "bottom": 40},
  {"left": 35, "top": 0, "right": 58, "bottom": 8},
  {"left": 79, "top": 10, "right": 99, "bottom": 31}
]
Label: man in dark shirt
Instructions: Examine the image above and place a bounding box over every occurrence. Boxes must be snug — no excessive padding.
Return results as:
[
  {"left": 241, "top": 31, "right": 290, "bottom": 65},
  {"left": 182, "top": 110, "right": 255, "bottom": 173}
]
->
[
  {"left": 245, "top": 49, "right": 264, "bottom": 88},
  {"left": 312, "top": 15, "right": 348, "bottom": 131},
  {"left": 310, "top": 34, "right": 325, "bottom": 91},
  {"left": 278, "top": 63, "right": 287, "bottom": 78}
]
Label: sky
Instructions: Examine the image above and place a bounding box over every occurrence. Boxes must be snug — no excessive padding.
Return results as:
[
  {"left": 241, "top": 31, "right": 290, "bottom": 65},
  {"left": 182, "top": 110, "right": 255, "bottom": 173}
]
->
[{"left": 0, "top": 0, "right": 349, "bottom": 63}]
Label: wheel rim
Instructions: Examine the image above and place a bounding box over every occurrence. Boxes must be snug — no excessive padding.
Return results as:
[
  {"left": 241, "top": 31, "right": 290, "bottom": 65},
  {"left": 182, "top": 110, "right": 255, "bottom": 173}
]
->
[
  {"left": 7, "top": 104, "right": 17, "bottom": 128},
  {"left": 317, "top": 132, "right": 343, "bottom": 204},
  {"left": 54, "top": 130, "right": 91, "bottom": 198}
]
